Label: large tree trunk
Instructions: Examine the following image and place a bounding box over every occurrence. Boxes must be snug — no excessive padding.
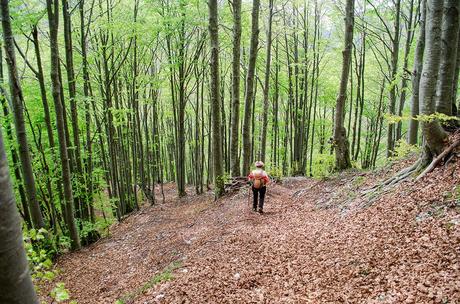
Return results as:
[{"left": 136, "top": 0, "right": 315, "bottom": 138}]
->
[
  {"left": 0, "top": 128, "right": 38, "bottom": 304},
  {"left": 1, "top": 0, "right": 44, "bottom": 229},
  {"left": 241, "top": 0, "right": 260, "bottom": 174},
  {"left": 230, "top": 0, "right": 241, "bottom": 177},
  {"left": 408, "top": 0, "right": 426, "bottom": 145},
  {"left": 208, "top": 0, "right": 224, "bottom": 198},
  {"left": 419, "top": 0, "right": 448, "bottom": 157},
  {"left": 333, "top": 0, "right": 354, "bottom": 170},
  {"left": 435, "top": 0, "right": 460, "bottom": 117},
  {"left": 46, "top": 0, "right": 81, "bottom": 250}
]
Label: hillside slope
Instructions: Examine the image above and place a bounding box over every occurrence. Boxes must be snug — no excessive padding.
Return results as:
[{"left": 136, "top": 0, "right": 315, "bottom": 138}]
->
[{"left": 43, "top": 159, "right": 460, "bottom": 303}]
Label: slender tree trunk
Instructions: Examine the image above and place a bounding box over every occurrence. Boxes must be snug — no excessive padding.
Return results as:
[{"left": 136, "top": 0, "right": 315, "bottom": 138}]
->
[
  {"left": 0, "top": 53, "right": 31, "bottom": 227},
  {"left": 408, "top": 0, "right": 426, "bottom": 145},
  {"left": 46, "top": 0, "right": 81, "bottom": 250},
  {"left": 242, "top": 0, "right": 260, "bottom": 174},
  {"left": 452, "top": 33, "right": 460, "bottom": 115},
  {"left": 396, "top": 0, "right": 415, "bottom": 141},
  {"left": 1, "top": 0, "right": 44, "bottom": 229},
  {"left": 333, "top": 0, "right": 354, "bottom": 170},
  {"left": 80, "top": 0, "right": 95, "bottom": 222},
  {"left": 387, "top": 0, "right": 401, "bottom": 157},
  {"left": 209, "top": 0, "right": 224, "bottom": 198},
  {"left": 261, "top": 0, "right": 274, "bottom": 162}
]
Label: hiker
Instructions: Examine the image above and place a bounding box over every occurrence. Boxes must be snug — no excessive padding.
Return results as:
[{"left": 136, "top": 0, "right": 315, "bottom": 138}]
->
[{"left": 248, "top": 161, "right": 270, "bottom": 214}]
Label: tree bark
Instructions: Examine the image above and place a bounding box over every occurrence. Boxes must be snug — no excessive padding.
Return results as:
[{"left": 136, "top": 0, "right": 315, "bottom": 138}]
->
[
  {"left": 260, "top": 0, "right": 274, "bottom": 163},
  {"left": 1, "top": 0, "right": 45, "bottom": 229},
  {"left": 419, "top": 0, "right": 448, "bottom": 157},
  {"left": 333, "top": 0, "right": 354, "bottom": 170},
  {"left": 408, "top": 0, "right": 426, "bottom": 145},
  {"left": 435, "top": 0, "right": 460, "bottom": 117},
  {"left": 46, "top": 0, "right": 81, "bottom": 250},
  {"left": 241, "top": 0, "right": 260, "bottom": 174},
  {"left": 396, "top": 0, "right": 415, "bottom": 141},
  {"left": 387, "top": 0, "right": 401, "bottom": 157},
  {"left": 208, "top": 0, "right": 224, "bottom": 198},
  {"left": 0, "top": 127, "right": 38, "bottom": 304}
]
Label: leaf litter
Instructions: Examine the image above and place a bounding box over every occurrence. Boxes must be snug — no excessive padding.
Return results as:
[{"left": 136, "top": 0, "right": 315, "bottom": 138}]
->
[{"left": 40, "top": 157, "right": 460, "bottom": 303}]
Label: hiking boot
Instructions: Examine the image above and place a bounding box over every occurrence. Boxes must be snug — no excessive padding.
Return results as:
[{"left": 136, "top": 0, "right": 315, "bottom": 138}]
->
[
  {"left": 258, "top": 209, "right": 264, "bottom": 214},
  {"left": 252, "top": 207, "right": 257, "bottom": 212}
]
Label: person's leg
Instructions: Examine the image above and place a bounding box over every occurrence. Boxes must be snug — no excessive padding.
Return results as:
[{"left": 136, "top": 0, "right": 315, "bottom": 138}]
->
[
  {"left": 258, "top": 187, "right": 266, "bottom": 212},
  {"left": 252, "top": 187, "right": 258, "bottom": 211}
]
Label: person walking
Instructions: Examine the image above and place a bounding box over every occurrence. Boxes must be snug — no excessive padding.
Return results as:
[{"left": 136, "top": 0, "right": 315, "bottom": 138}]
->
[{"left": 248, "top": 161, "right": 270, "bottom": 214}]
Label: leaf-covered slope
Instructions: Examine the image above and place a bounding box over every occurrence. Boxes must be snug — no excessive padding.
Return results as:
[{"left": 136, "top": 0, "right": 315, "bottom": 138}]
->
[{"left": 42, "top": 159, "right": 460, "bottom": 303}]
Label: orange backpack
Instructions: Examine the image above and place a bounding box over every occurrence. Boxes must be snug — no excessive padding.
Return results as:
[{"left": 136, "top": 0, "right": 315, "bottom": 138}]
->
[{"left": 252, "top": 169, "right": 265, "bottom": 189}]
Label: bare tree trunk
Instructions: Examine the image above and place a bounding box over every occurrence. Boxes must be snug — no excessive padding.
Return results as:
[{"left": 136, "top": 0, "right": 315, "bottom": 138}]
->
[
  {"left": 208, "top": 0, "right": 224, "bottom": 198},
  {"left": 452, "top": 34, "right": 460, "bottom": 115},
  {"left": 0, "top": 52, "right": 31, "bottom": 227},
  {"left": 419, "top": 0, "right": 448, "bottom": 157},
  {"left": 241, "top": 0, "right": 260, "bottom": 174},
  {"left": 435, "top": 0, "right": 460, "bottom": 117},
  {"left": 80, "top": 0, "right": 95, "bottom": 222},
  {"left": 230, "top": 39, "right": 241, "bottom": 173},
  {"left": 387, "top": 0, "right": 401, "bottom": 157},
  {"left": 0, "top": 127, "right": 38, "bottom": 304},
  {"left": 408, "top": 0, "right": 426, "bottom": 145},
  {"left": 1, "top": 0, "right": 44, "bottom": 229},
  {"left": 333, "top": 0, "right": 354, "bottom": 170},
  {"left": 261, "top": 0, "right": 274, "bottom": 162},
  {"left": 46, "top": 0, "right": 81, "bottom": 250}
]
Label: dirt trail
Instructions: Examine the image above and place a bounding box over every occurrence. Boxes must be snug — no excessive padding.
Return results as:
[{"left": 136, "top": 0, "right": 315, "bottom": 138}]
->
[{"left": 42, "top": 163, "right": 460, "bottom": 304}]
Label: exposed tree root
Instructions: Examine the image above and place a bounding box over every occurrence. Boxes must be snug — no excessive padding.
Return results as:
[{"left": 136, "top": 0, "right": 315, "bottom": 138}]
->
[
  {"left": 362, "top": 138, "right": 460, "bottom": 202},
  {"left": 362, "top": 159, "right": 421, "bottom": 195},
  {"left": 415, "top": 138, "right": 460, "bottom": 181}
]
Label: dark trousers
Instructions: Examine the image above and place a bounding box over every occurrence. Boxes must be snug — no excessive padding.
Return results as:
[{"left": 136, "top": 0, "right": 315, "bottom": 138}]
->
[{"left": 252, "top": 186, "right": 266, "bottom": 210}]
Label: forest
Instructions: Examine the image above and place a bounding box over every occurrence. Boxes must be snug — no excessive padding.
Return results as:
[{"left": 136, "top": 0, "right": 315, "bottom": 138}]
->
[{"left": 0, "top": 0, "right": 459, "bottom": 302}]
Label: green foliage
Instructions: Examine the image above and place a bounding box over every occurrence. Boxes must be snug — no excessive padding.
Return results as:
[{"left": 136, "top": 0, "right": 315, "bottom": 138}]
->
[
  {"left": 310, "top": 154, "right": 335, "bottom": 178},
  {"left": 50, "top": 283, "right": 73, "bottom": 303},
  {"left": 268, "top": 166, "right": 283, "bottom": 182},
  {"left": 389, "top": 140, "right": 420, "bottom": 161},
  {"left": 385, "top": 112, "right": 460, "bottom": 124},
  {"left": 24, "top": 228, "right": 74, "bottom": 303}
]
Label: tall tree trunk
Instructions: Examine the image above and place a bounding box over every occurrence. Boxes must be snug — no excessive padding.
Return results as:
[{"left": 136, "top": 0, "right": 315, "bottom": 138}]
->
[
  {"left": 333, "top": 0, "right": 354, "bottom": 170},
  {"left": 0, "top": 127, "right": 38, "bottom": 304},
  {"left": 435, "top": 0, "right": 460, "bottom": 117},
  {"left": 419, "top": 0, "right": 448, "bottom": 158},
  {"left": 0, "top": 50, "right": 31, "bottom": 227},
  {"left": 208, "top": 0, "right": 223, "bottom": 197},
  {"left": 46, "top": 0, "right": 81, "bottom": 250},
  {"left": 241, "top": 0, "right": 260, "bottom": 174},
  {"left": 387, "top": 0, "right": 401, "bottom": 157},
  {"left": 396, "top": 0, "right": 415, "bottom": 141},
  {"left": 260, "top": 0, "right": 274, "bottom": 163},
  {"left": 80, "top": 0, "right": 95, "bottom": 222},
  {"left": 1, "top": 0, "right": 44, "bottom": 229},
  {"left": 452, "top": 33, "right": 460, "bottom": 115},
  {"left": 408, "top": 0, "right": 426, "bottom": 145}
]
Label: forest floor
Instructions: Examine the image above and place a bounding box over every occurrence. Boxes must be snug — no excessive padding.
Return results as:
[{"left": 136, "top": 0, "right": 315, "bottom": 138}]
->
[{"left": 41, "top": 157, "right": 460, "bottom": 304}]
